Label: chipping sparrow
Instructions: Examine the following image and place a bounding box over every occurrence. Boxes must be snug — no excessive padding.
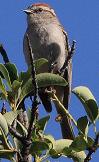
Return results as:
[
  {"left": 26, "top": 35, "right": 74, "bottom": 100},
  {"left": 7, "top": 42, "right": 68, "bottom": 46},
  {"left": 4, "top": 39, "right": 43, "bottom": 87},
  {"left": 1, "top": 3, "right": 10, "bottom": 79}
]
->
[{"left": 23, "top": 3, "right": 74, "bottom": 139}]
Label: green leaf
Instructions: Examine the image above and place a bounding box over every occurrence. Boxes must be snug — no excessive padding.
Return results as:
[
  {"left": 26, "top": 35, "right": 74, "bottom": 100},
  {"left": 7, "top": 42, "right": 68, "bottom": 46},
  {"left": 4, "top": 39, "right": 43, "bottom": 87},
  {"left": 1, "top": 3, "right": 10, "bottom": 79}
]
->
[
  {"left": 49, "top": 149, "right": 61, "bottom": 159},
  {"left": 31, "top": 134, "right": 54, "bottom": 151},
  {"left": 0, "top": 76, "right": 7, "bottom": 96},
  {"left": 18, "top": 73, "right": 67, "bottom": 107},
  {"left": 49, "top": 139, "right": 73, "bottom": 158},
  {"left": 50, "top": 138, "right": 85, "bottom": 161},
  {"left": 30, "top": 141, "right": 49, "bottom": 155},
  {"left": 19, "top": 71, "right": 30, "bottom": 85},
  {"left": 5, "top": 63, "right": 18, "bottom": 83},
  {"left": 0, "top": 113, "right": 8, "bottom": 136},
  {"left": 37, "top": 115, "right": 50, "bottom": 133},
  {"left": 52, "top": 139, "right": 72, "bottom": 153},
  {"left": 72, "top": 86, "right": 98, "bottom": 122},
  {"left": 35, "top": 58, "right": 48, "bottom": 72},
  {"left": 63, "top": 148, "right": 86, "bottom": 162},
  {"left": 77, "top": 116, "right": 89, "bottom": 136},
  {"left": 27, "top": 58, "right": 48, "bottom": 75},
  {"left": 3, "top": 111, "right": 19, "bottom": 125},
  {"left": 12, "top": 80, "right": 22, "bottom": 92},
  {"left": 70, "top": 135, "right": 87, "bottom": 152},
  {"left": 63, "top": 146, "right": 86, "bottom": 162},
  {"left": 27, "top": 58, "right": 49, "bottom": 75},
  {"left": 37, "top": 73, "right": 67, "bottom": 87},
  {"left": 0, "top": 127, "right": 11, "bottom": 150},
  {"left": 19, "top": 58, "right": 48, "bottom": 84},
  {"left": 16, "top": 120, "right": 27, "bottom": 136},
  {"left": 43, "top": 134, "right": 55, "bottom": 148},
  {"left": 0, "top": 64, "right": 11, "bottom": 88}
]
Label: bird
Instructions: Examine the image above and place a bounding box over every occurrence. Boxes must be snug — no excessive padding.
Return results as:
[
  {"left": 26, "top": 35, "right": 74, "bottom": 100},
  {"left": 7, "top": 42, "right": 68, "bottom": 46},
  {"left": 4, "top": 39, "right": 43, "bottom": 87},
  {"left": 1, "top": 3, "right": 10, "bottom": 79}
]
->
[{"left": 23, "top": 3, "right": 74, "bottom": 139}]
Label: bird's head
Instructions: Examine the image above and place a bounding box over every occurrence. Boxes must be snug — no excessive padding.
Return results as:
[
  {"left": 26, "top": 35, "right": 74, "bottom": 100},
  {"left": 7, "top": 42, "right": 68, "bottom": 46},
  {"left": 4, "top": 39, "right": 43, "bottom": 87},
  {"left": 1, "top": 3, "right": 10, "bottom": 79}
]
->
[{"left": 23, "top": 3, "right": 56, "bottom": 25}]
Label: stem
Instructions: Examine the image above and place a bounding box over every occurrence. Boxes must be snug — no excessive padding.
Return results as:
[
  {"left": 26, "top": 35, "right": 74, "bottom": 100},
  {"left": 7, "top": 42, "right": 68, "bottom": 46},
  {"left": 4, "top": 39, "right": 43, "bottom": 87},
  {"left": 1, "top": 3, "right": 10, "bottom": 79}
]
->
[{"left": 53, "top": 92, "right": 77, "bottom": 127}]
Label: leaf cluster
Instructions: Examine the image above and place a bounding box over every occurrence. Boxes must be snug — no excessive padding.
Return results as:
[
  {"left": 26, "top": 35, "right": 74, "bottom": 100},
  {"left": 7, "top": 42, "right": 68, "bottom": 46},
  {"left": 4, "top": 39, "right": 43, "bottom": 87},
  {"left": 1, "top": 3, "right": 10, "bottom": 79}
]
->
[{"left": 0, "top": 58, "right": 98, "bottom": 162}]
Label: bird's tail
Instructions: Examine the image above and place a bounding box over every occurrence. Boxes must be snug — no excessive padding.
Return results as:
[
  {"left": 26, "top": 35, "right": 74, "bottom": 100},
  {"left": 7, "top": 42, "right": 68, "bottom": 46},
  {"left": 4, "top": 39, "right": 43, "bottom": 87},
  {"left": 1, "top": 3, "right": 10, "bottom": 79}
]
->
[
  {"left": 62, "top": 84, "right": 74, "bottom": 139},
  {"left": 54, "top": 85, "right": 74, "bottom": 139},
  {"left": 39, "top": 89, "right": 52, "bottom": 113},
  {"left": 55, "top": 58, "right": 74, "bottom": 139}
]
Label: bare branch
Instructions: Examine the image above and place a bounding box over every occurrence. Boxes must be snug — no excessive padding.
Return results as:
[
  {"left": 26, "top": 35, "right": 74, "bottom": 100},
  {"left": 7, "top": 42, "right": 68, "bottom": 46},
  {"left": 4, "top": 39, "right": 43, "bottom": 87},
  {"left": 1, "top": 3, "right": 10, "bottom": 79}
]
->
[
  {"left": 26, "top": 34, "right": 39, "bottom": 139},
  {"left": 20, "top": 34, "right": 40, "bottom": 162},
  {"left": 60, "top": 40, "right": 76, "bottom": 74},
  {"left": 0, "top": 44, "right": 9, "bottom": 63}
]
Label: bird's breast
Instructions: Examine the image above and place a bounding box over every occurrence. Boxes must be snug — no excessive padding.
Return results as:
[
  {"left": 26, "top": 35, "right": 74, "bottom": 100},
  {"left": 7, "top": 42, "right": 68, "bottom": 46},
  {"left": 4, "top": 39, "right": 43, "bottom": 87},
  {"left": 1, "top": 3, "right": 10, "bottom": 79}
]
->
[{"left": 27, "top": 23, "right": 66, "bottom": 71}]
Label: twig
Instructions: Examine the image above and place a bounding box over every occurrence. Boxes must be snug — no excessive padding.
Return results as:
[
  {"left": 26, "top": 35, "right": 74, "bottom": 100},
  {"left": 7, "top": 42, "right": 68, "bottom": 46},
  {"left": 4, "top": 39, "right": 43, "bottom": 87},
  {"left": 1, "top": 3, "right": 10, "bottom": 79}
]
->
[
  {"left": 60, "top": 40, "right": 76, "bottom": 74},
  {"left": 20, "top": 34, "right": 39, "bottom": 162},
  {"left": 47, "top": 90, "right": 77, "bottom": 127},
  {"left": 0, "top": 44, "right": 9, "bottom": 63},
  {"left": 26, "top": 34, "right": 39, "bottom": 139},
  {"left": 84, "top": 132, "right": 99, "bottom": 162},
  {"left": 70, "top": 40, "right": 76, "bottom": 55}
]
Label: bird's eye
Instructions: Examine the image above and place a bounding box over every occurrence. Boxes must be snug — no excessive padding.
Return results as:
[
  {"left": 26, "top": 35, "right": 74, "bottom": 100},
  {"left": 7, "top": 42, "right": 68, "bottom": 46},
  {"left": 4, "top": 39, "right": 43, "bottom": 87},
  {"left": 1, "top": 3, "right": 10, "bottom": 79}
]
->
[
  {"left": 38, "top": 8, "right": 43, "bottom": 12},
  {"left": 33, "top": 8, "right": 43, "bottom": 13}
]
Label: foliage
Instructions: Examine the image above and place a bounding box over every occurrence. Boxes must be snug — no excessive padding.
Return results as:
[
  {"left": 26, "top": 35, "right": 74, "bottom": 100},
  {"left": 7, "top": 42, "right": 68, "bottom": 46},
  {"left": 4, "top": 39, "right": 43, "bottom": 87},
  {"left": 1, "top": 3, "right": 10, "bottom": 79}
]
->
[{"left": 0, "top": 57, "right": 98, "bottom": 162}]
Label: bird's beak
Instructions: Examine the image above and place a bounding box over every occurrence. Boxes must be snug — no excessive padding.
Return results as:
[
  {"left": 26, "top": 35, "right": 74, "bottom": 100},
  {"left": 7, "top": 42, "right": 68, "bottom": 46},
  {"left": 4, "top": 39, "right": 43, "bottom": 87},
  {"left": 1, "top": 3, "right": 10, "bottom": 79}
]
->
[{"left": 23, "top": 9, "right": 32, "bottom": 14}]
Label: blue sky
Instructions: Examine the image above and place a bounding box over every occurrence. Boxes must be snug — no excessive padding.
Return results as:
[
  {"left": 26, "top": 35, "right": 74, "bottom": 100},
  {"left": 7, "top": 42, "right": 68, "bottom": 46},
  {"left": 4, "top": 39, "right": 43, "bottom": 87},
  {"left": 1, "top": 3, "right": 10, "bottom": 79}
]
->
[{"left": 0, "top": 0, "right": 99, "bottom": 161}]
